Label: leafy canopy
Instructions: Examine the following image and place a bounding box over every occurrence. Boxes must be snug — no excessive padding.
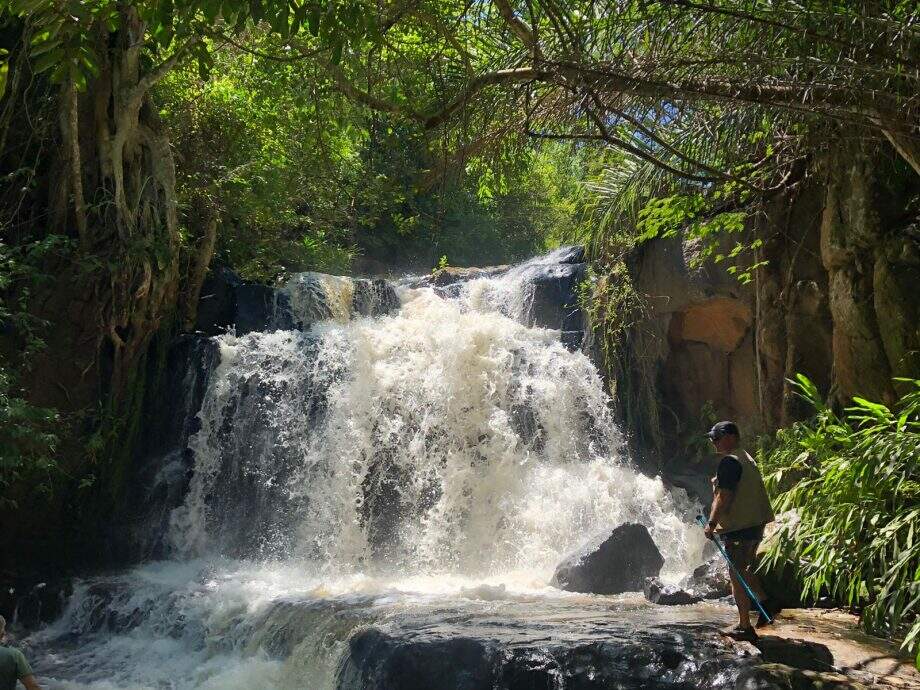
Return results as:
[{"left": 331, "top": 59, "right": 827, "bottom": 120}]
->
[{"left": 2, "top": 0, "right": 377, "bottom": 93}]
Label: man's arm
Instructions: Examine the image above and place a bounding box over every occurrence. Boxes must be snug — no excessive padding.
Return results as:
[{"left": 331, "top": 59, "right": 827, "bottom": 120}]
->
[
  {"left": 20, "top": 674, "right": 41, "bottom": 690},
  {"left": 705, "top": 487, "right": 734, "bottom": 539},
  {"left": 704, "top": 455, "right": 743, "bottom": 539},
  {"left": 13, "top": 648, "right": 40, "bottom": 690}
]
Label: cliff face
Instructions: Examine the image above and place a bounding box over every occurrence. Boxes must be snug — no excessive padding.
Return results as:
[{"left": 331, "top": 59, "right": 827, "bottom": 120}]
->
[{"left": 609, "top": 145, "right": 919, "bottom": 485}]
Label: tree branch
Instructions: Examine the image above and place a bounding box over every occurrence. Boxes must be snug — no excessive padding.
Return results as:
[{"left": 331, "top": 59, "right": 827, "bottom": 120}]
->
[
  {"left": 493, "top": 0, "right": 539, "bottom": 55},
  {"left": 659, "top": 0, "right": 920, "bottom": 70},
  {"left": 124, "top": 36, "right": 201, "bottom": 113},
  {"left": 137, "top": 36, "right": 201, "bottom": 94},
  {"left": 65, "top": 80, "right": 88, "bottom": 247},
  {"left": 328, "top": 64, "right": 426, "bottom": 122},
  {"left": 424, "top": 67, "right": 546, "bottom": 129},
  {"left": 582, "top": 103, "right": 720, "bottom": 184}
]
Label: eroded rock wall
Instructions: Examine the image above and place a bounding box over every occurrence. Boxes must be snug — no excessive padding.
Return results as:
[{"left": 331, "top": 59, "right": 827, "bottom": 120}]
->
[{"left": 611, "top": 144, "right": 919, "bottom": 485}]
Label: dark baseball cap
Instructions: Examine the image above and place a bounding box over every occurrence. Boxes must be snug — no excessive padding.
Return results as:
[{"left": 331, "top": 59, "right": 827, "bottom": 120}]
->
[{"left": 706, "top": 421, "right": 740, "bottom": 440}]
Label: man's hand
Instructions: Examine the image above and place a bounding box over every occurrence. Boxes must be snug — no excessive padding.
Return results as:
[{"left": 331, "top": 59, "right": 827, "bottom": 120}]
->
[
  {"left": 21, "top": 674, "right": 42, "bottom": 690},
  {"left": 704, "top": 522, "right": 715, "bottom": 540}
]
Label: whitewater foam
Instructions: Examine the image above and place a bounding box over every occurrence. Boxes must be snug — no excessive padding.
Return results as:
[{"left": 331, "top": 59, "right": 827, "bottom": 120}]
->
[{"left": 29, "top": 249, "right": 708, "bottom": 689}]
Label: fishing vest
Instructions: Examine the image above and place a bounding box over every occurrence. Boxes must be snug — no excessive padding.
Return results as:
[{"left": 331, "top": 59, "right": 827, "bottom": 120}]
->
[{"left": 715, "top": 450, "right": 775, "bottom": 534}]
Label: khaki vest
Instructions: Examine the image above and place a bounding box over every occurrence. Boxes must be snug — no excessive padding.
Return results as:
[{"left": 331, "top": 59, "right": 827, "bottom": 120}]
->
[{"left": 715, "top": 450, "right": 775, "bottom": 533}]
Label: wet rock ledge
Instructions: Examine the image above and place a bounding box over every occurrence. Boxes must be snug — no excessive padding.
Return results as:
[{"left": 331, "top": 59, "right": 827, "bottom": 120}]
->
[{"left": 333, "top": 603, "right": 756, "bottom": 690}]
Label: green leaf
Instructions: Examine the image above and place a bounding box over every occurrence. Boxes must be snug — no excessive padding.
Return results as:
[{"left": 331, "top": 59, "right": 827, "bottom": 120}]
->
[
  {"left": 29, "top": 38, "right": 62, "bottom": 58},
  {"left": 31, "top": 48, "right": 65, "bottom": 75}
]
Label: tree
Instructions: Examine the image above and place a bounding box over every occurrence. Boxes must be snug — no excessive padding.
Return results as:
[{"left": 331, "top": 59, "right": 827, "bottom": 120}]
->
[
  {"left": 0, "top": 0, "right": 376, "bottom": 406},
  {"left": 328, "top": 0, "right": 919, "bottom": 181}
]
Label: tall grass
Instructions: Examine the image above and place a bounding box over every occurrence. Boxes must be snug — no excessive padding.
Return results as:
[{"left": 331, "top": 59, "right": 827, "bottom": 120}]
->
[{"left": 760, "top": 375, "right": 920, "bottom": 662}]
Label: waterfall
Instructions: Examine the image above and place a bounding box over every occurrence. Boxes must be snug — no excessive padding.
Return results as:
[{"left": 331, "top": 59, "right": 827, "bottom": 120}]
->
[{"left": 28, "top": 248, "right": 708, "bottom": 689}]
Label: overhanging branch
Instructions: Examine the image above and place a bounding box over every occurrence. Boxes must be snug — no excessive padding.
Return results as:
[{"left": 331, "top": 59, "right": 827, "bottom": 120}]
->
[{"left": 492, "top": 0, "right": 539, "bottom": 54}]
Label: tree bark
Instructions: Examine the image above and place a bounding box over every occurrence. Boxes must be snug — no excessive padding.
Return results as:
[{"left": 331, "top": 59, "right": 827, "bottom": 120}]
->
[{"left": 182, "top": 206, "right": 219, "bottom": 331}]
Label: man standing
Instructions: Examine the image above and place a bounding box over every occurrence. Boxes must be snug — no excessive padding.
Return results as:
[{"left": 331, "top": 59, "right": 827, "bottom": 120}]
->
[
  {"left": 703, "top": 421, "right": 777, "bottom": 641},
  {"left": 0, "top": 616, "right": 41, "bottom": 690}
]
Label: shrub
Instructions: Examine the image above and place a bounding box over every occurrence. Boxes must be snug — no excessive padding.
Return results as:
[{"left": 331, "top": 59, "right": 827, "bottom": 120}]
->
[{"left": 760, "top": 374, "right": 920, "bottom": 663}]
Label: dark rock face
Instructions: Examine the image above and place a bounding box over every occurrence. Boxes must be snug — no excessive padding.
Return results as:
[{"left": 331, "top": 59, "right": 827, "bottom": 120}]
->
[
  {"left": 336, "top": 619, "right": 753, "bottom": 690},
  {"left": 554, "top": 245, "right": 586, "bottom": 264},
  {"left": 235, "top": 284, "right": 295, "bottom": 334},
  {"left": 551, "top": 523, "right": 664, "bottom": 594},
  {"left": 196, "top": 267, "right": 399, "bottom": 336},
  {"left": 352, "top": 278, "right": 399, "bottom": 317},
  {"left": 414, "top": 247, "right": 589, "bottom": 351},
  {"left": 0, "top": 577, "right": 72, "bottom": 630},
  {"left": 193, "top": 266, "right": 241, "bottom": 335},
  {"left": 108, "top": 335, "right": 219, "bottom": 563},
  {"left": 528, "top": 261, "right": 586, "bottom": 332}
]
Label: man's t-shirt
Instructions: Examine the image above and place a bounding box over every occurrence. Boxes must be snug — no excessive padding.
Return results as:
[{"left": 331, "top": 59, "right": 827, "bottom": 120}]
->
[
  {"left": 715, "top": 454, "right": 743, "bottom": 491},
  {"left": 0, "top": 645, "right": 32, "bottom": 690}
]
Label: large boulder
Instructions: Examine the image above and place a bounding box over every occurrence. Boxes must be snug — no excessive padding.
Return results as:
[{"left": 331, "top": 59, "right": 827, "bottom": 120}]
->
[
  {"left": 551, "top": 523, "right": 664, "bottom": 594},
  {"left": 192, "top": 266, "right": 296, "bottom": 335},
  {"left": 235, "top": 283, "right": 295, "bottom": 334},
  {"left": 643, "top": 552, "right": 731, "bottom": 606},
  {"left": 528, "top": 261, "right": 586, "bottom": 332},
  {"left": 336, "top": 616, "right": 751, "bottom": 690},
  {"left": 689, "top": 555, "right": 732, "bottom": 599},
  {"left": 352, "top": 278, "right": 399, "bottom": 317}
]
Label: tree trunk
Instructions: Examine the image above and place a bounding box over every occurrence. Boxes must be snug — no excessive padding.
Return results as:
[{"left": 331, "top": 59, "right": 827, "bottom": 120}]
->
[
  {"left": 65, "top": 9, "right": 180, "bottom": 404},
  {"left": 181, "top": 203, "right": 219, "bottom": 331},
  {"left": 27, "top": 7, "right": 186, "bottom": 436}
]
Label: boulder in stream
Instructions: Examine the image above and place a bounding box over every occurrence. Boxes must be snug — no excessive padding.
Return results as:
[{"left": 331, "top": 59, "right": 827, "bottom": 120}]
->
[
  {"left": 643, "top": 578, "right": 704, "bottom": 606},
  {"left": 688, "top": 554, "right": 733, "bottom": 599},
  {"left": 551, "top": 522, "right": 664, "bottom": 594}
]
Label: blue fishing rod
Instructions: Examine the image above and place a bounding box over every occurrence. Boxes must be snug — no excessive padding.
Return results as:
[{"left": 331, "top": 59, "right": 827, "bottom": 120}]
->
[{"left": 696, "top": 514, "right": 771, "bottom": 624}]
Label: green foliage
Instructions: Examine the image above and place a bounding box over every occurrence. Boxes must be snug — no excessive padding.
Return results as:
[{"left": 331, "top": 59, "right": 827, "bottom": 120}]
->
[
  {"left": 633, "top": 190, "right": 765, "bottom": 284},
  {"left": 0, "top": 367, "right": 58, "bottom": 507},
  {"left": 2, "top": 0, "right": 376, "bottom": 91},
  {"left": 0, "top": 238, "right": 67, "bottom": 506},
  {"left": 154, "top": 35, "right": 571, "bottom": 279},
  {"left": 760, "top": 374, "right": 920, "bottom": 662},
  {"left": 156, "top": 39, "right": 359, "bottom": 280}
]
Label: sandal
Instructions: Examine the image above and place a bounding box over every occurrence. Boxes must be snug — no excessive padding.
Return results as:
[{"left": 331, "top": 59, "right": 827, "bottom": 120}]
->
[{"left": 721, "top": 625, "right": 758, "bottom": 642}]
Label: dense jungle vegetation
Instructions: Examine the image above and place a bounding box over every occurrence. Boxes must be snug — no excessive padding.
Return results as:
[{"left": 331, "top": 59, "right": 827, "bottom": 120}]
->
[{"left": 1, "top": 0, "right": 918, "bottom": 661}]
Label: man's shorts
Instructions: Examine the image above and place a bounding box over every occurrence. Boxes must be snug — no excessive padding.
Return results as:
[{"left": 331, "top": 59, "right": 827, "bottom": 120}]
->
[{"left": 721, "top": 523, "right": 765, "bottom": 571}]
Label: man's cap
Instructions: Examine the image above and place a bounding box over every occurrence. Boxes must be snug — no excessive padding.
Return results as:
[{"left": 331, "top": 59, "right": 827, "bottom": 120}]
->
[{"left": 706, "top": 421, "right": 740, "bottom": 440}]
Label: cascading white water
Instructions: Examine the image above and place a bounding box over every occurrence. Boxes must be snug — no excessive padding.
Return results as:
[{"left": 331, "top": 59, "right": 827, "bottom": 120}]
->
[{"left": 27, "top": 249, "right": 709, "bottom": 689}]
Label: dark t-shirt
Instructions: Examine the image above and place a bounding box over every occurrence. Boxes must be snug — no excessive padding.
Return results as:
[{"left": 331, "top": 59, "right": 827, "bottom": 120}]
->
[
  {"left": 715, "top": 455, "right": 743, "bottom": 491},
  {"left": 0, "top": 645, "right": 32, "bottom": 690}
]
